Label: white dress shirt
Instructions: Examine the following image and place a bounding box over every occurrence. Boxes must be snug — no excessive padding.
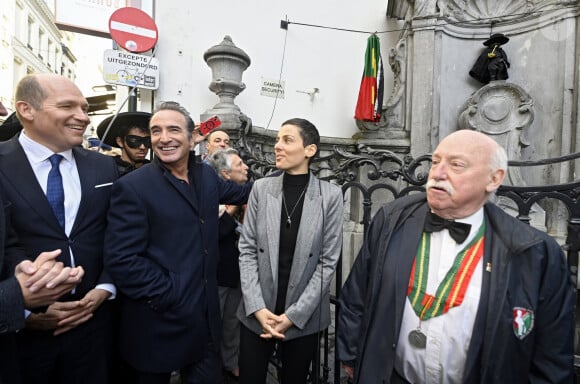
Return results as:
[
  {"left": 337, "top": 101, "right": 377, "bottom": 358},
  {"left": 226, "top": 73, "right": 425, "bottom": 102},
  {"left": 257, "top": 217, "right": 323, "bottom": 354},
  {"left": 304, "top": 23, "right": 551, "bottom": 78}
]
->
[
  {"left": 395, "top": 208, "right": 484, "bottom": 384},
  {"left": 19, "top": 132, "right": 115, "bottom": 298}
]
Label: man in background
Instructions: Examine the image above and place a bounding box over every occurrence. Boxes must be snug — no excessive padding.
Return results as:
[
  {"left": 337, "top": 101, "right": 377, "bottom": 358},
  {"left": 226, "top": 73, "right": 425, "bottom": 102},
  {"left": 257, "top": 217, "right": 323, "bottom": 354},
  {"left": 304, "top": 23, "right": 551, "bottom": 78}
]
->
[
  {"left": 204, "top": 128, "right": 230, "bottom": 160},
  {"left": 208, "top": 148, "right": 249, "bottom": 382},
  {"left": 97, "top": 111, "right": 152, "bottom": 176}
]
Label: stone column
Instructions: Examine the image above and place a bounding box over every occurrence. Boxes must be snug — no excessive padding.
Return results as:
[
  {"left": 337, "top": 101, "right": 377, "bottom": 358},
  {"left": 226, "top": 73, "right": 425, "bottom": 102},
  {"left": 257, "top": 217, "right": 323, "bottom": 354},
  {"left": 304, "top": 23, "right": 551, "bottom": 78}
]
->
[
  {"left": 202, "top": 35, "right": 251, "bottom": 131},
  {"left": 408, "top": 17, "right": 438, "bottom": 157}
]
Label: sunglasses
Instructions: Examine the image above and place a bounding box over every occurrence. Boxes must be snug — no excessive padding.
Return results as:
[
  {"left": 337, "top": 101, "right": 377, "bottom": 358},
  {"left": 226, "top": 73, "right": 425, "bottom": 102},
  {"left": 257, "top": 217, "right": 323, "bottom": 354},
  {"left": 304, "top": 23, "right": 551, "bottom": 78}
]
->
[{"left": 125, "top": 135, "right": 151, "bottom": 149}]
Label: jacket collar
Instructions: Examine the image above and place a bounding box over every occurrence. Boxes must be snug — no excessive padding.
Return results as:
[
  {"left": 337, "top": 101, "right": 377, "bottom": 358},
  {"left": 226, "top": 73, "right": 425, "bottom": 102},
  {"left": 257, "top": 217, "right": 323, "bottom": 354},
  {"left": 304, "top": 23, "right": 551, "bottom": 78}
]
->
[{"left": 152, "top": 153, "right": 201, "bottom": 214}]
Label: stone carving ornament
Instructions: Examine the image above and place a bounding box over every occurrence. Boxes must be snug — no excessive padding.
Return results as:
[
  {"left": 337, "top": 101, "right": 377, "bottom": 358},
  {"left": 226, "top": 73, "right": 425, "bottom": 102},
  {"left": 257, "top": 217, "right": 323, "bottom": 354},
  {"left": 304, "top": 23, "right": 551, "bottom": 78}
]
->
[
  {"left": 388, "top": 0, "right": 578, "bottom": 20},
  {"left": 458, "top": 81, "right": 534, "bottom": 186},
  {"left": 436, "top": 0, "right": 578, "bottom": 21}
]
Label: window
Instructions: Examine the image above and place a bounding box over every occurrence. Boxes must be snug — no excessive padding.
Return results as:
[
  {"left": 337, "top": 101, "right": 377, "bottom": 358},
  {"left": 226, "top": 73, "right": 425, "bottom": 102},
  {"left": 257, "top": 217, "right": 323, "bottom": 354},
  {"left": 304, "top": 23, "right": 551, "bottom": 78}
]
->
[
  {"left": 47, "top": 40, "right": 53, "bottom": 68},
  {"left": 38, "top": 29, "right": 44, "bottom": 59},
  {"left": 26, "top": 17, "right": 33, "bottom": 49},
  {"left": 55, "top": 49, "right": 60, "bottom": 73}
]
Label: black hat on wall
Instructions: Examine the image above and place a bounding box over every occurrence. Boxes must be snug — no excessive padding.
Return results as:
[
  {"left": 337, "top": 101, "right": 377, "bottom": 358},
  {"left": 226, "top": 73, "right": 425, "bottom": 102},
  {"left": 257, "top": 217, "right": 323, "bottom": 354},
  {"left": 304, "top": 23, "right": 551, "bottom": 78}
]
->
[{"left": 96, "top": 111, "right": 152, "bottom": 147}]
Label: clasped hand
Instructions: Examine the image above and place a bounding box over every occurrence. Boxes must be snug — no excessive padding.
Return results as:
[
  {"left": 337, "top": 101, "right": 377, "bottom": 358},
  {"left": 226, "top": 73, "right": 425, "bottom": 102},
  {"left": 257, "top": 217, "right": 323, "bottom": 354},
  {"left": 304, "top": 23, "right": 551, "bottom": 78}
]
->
[
  {"left": 254, "top": 308, "right": 293, "bottom": 340},
  {"left": 15, "top": 249, "right": 84, "bottom": 309},
  {"left": 25, "top": 288, "right": 111, "bottom": 336}
]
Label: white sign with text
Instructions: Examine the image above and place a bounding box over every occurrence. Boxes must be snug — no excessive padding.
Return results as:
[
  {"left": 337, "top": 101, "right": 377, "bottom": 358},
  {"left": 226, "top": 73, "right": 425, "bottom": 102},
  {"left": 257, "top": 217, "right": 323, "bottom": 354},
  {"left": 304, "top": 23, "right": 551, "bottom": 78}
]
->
[
  {"left": 103, "top": 49, "right": 159, "bottom": 90},
  {"left": 260, "top": 78, "right": 285, "bottom": 99}
]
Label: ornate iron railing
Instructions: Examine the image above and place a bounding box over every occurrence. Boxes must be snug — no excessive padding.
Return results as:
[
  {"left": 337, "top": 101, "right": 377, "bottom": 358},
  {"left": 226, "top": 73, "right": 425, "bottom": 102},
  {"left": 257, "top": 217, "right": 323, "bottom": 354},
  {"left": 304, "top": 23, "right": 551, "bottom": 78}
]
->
[{"left": 234, "top": 116, "right": 580, "bottom": 383}]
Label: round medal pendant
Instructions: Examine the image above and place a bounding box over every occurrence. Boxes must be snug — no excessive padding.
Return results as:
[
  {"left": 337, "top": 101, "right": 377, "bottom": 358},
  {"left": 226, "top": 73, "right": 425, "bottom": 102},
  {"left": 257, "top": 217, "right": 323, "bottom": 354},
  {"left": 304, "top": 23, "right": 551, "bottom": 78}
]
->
[{"left": 408, "top": 329, "right": 427, "bottom": 349}]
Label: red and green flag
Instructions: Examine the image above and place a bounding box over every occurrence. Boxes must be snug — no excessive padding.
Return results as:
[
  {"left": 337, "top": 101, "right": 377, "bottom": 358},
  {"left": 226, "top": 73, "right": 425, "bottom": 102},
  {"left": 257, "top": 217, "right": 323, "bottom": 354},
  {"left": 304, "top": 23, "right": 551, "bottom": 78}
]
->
[{"left": 354, "top": 34, "right": 384, "bottom": 122}]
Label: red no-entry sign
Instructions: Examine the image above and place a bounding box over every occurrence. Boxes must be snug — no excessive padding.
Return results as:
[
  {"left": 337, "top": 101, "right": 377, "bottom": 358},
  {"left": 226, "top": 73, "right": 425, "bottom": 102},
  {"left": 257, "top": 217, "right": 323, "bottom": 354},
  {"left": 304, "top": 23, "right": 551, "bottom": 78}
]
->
[{"left": 109, "top": 7, "right": 158, "bottom": 53}]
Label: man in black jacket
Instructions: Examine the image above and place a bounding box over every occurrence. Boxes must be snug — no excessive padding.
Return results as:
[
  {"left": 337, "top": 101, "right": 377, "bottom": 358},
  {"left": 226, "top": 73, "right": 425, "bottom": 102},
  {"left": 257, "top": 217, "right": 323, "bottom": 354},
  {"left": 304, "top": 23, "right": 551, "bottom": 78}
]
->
[
  {"left": 104, "top": 102, "right": 252, "bottom": 383},
  {"left": 208, "top": 148, "right": 249, "bottom": 382},
  {"left": 337, "top": 129, "right": 574, "bottom": 383}
]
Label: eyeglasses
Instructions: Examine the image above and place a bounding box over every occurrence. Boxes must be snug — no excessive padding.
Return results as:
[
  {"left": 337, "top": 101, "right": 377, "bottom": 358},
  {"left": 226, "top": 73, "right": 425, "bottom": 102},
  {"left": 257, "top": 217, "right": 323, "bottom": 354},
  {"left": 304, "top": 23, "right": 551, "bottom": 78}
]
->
[{"left": 125, "top": 135, "right": 151, "bottom": 149}]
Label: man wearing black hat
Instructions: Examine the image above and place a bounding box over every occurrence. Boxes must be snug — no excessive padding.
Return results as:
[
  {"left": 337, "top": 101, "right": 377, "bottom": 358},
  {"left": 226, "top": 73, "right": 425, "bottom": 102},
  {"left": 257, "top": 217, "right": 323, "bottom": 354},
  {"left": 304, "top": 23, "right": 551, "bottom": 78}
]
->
[
  {"left": 469, "top": 33, "right": 511, "bottom": 84},
  {"left": 97, "top": 111, "right": 152, "bottom": 176}
]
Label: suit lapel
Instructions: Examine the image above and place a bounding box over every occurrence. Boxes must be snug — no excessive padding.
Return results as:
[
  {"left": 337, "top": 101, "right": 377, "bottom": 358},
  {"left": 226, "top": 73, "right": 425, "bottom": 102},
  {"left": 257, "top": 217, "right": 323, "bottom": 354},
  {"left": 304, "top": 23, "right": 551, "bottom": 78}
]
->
[
  {"left": 287, "top": 175, "right": 321, "bottom": 288},
  {"left": 189, "top": 161, "right": 202, "bottom": 214},
  {"left": 266, "top": 174, "right": 283, "bottom": 285},
  {"left": 0, "top": 139, "right": 61, "bottom": 231},
  {"left": 391, "top": 203, "right": 428, "bottom": 339},
  {"left": 71, "top": 147, "right": 95, "bottom": 234}
]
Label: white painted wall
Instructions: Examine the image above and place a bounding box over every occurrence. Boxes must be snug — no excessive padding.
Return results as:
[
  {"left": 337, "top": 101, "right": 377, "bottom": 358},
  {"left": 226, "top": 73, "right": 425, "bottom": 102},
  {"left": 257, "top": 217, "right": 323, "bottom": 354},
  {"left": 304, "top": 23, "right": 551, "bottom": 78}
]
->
[{"left": 151, "top": 0, "right": 396, "bottom": 139}]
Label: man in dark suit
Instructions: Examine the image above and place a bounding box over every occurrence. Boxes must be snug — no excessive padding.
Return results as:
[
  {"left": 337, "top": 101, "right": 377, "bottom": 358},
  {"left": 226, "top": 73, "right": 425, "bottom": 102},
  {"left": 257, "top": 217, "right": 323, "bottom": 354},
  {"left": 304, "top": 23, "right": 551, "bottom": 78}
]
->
[
  {"left": 337, "top": 130, "right": 574, "bottom": 383},
  {"left": 0, "top": 187, "right": 85, "bottom": 384},
  {"left": 0, "top": 74, "right": 118, "bottom": 383},
  {"left": 0, "top": 188, "right": 85, "bottom": 383},
  {"left": 104, "top": 102, "right": 252, "bottom": 383}
]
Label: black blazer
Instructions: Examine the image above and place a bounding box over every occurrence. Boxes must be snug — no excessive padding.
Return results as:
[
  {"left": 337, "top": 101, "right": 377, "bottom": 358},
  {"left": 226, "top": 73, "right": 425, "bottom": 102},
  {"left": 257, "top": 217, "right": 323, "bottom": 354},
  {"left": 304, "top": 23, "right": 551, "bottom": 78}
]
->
[{"left": 104, "top": 157, "right": 252, "bottom": 372}]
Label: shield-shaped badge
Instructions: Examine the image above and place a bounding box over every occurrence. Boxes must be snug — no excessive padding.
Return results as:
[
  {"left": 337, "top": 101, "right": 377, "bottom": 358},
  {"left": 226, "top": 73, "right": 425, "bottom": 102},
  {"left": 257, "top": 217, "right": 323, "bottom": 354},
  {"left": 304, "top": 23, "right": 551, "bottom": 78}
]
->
[{"left": 513, "top": 307, "right": 534, "bottom": 340}]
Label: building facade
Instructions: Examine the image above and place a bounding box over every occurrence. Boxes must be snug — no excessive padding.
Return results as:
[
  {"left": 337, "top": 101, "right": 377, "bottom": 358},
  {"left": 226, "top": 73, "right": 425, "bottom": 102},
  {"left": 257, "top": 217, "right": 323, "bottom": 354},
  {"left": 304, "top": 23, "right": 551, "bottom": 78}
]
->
[{"left": 0, "top": 0, "right": 77, "bottom": 120}]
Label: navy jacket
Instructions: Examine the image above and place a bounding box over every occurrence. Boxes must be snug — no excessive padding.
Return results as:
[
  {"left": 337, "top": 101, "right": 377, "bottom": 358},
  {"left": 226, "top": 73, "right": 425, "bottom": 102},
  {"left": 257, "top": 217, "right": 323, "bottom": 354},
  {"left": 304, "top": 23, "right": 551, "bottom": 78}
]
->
[
  {"left": 104, "top": 155, "right": 252, "bottom": 373},
  {"left": 337, "top": 194, "right": 574, "bottom": 383}
]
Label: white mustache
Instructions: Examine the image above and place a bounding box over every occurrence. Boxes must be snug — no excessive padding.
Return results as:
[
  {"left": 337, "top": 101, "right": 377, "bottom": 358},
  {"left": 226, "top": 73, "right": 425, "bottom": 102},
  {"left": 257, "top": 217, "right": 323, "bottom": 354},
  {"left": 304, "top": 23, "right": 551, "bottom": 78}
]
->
[{"left": 426, "top": 179, "right": 455, "bottom": 195}]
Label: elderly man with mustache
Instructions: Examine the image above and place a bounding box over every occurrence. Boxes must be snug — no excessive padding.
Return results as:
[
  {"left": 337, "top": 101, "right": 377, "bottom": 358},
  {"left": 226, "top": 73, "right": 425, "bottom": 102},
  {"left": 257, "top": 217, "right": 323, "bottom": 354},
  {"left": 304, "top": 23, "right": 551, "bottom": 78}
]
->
[{"left": 337, "top": 130, "right": 575, "bottom": 384}]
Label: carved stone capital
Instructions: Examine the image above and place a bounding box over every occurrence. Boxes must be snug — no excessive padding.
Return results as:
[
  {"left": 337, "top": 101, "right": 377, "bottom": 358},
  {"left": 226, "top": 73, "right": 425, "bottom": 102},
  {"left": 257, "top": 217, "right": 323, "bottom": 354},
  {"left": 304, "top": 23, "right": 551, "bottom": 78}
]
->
[{"left": 459, "top": 81, "right": 534, "bottom": 186}]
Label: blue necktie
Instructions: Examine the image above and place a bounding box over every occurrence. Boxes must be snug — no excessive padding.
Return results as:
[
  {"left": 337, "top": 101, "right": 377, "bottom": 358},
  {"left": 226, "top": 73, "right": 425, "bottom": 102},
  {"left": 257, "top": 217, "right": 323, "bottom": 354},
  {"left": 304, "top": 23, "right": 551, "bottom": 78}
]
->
[{"left": 47, "top": 154, "right": 65, "bottom": 229}]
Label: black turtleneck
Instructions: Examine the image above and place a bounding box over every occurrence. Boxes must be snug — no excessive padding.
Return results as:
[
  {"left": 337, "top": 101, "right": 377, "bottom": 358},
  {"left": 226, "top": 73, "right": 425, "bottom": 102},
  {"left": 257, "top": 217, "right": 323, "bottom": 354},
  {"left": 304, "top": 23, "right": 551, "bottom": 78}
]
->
[{"left": 275, "top": 172, "right": 309, "bottom": 315}]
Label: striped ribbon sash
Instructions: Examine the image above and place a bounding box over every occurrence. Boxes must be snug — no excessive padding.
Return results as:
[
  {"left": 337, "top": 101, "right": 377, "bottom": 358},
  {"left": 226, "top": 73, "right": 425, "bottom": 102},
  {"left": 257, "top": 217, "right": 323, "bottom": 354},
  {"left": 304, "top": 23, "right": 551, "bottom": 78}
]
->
[{"left": 407, "top": 222, "right": 485, "bottom": 320}]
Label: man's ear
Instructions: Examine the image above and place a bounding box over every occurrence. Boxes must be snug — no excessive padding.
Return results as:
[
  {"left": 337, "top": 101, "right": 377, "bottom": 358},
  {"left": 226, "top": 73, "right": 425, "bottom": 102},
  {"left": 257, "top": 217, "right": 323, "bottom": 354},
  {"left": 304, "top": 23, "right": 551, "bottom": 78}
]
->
[
  {"left": 304, "top": 144, "right": 317, "bottom": 159},
  {"left": 486, "top": 168, "right": 506, "bottom": 193},
  {"left": 220, "top": 169, "right": 231, "bottom": 180},
  {"left": 15, "top": 101, "right": 33, "bottom": 122},
  {"left": 115, "top": 137, "right": 124, "bottom": 148}
]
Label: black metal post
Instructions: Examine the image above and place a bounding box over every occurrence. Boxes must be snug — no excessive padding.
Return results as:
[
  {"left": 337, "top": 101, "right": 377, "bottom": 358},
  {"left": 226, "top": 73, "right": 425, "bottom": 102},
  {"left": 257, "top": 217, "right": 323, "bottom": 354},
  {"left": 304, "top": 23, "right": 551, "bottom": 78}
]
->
[{"left": 128, "top": 87, "right": 137, "bottom": 112}]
